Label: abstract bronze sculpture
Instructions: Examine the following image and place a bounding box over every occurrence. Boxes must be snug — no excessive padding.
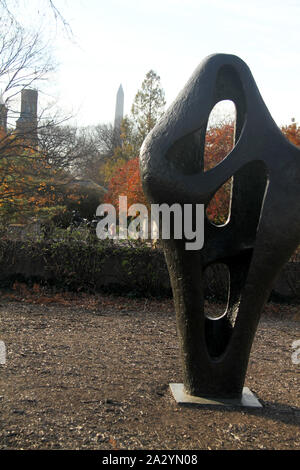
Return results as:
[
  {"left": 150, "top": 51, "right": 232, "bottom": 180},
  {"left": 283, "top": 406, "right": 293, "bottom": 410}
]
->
[{"left": 140, "top": 54, "right": 300, "bottom": 403}]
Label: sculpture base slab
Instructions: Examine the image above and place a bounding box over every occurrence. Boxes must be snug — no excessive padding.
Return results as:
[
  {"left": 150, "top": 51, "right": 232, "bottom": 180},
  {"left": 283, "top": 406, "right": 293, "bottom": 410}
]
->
[{"left": 169, "top": 384, "right": 262, "bottom": 408}]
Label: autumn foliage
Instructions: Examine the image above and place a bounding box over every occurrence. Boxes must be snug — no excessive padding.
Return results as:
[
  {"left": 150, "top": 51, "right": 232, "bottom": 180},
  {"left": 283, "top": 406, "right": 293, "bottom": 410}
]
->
[
  {"left": 0, "top": 127, "right": 81, "bottom": 223},
  {"left": 104, "top": 157, "right": 147, "bottom": 210},
  {"left": 281, "top": 119, "right": 300, "bottom": 147}
]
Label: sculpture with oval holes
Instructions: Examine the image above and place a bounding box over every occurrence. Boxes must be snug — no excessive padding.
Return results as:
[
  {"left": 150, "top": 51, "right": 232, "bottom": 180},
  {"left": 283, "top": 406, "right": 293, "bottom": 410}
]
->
[{"left": 140, "top": 54, "right": 300, "bottom": 406}]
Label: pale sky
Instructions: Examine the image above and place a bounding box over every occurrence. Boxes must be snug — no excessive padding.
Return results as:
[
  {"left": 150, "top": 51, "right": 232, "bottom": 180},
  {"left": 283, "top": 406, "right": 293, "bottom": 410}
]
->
[{"left": 17, "top": 0, "right": 300, "bottom": 127}]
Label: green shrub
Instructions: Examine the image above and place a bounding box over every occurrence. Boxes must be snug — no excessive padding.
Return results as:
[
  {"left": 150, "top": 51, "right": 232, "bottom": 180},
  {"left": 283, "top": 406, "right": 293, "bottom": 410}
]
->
[{"left": 0, "top": 233, "right": 171, "bottom": 297}]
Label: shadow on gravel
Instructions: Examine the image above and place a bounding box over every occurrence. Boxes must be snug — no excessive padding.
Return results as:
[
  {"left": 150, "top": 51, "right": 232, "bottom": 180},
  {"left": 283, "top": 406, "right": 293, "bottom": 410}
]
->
[{"left": 177, "top": 400, "right": 300, "bottom": 426}]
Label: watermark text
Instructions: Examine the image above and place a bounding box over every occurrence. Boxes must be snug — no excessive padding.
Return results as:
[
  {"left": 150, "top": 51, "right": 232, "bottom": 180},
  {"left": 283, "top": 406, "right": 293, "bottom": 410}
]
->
[{"left": 96, "top": 196, "right": 204, "bottom": 251}]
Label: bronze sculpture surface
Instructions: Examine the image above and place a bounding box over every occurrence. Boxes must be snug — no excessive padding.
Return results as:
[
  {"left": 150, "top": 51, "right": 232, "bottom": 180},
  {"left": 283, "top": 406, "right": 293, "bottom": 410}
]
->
[{"left": 140, "top": 54, "right": 300, "bottom": 400}]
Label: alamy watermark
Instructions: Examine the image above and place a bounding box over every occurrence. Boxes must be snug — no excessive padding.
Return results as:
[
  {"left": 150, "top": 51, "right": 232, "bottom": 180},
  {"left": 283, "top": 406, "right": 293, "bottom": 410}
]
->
[
  {"left": 96, "top": 196, "right": 204, "bottom": 250},
  {"left": 0, "top": 341, "right": 6, "bottom": 365},
  {"left": 291, "top": 340, "right": 300, "bottom": 365}
]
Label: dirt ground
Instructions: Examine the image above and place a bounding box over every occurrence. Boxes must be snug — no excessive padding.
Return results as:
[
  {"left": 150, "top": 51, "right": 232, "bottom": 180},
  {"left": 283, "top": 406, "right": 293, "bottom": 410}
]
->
[{"left": 0, "top": 289, "right": 299, "bottom": 450}]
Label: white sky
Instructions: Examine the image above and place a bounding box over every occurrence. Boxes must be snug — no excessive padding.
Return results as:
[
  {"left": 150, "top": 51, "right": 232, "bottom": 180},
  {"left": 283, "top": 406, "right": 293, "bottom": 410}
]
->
[{"left": 16, "top": 0, "right": 300, "bottom": 127}]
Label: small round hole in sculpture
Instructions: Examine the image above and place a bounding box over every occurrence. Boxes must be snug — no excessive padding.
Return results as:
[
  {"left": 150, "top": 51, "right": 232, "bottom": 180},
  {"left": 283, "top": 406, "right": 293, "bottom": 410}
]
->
[
  {"left": 204, "top": 100, "right": 236, "bottom": 172},
  {"left": 204, "top": 263, "right": 230, "bottom": 320}
]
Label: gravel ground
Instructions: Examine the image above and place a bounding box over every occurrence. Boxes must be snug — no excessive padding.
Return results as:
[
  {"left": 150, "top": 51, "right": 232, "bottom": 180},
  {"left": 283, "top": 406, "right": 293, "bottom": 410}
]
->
[{"left": 0, "top": 293, "right": 299, "bottom": 450}]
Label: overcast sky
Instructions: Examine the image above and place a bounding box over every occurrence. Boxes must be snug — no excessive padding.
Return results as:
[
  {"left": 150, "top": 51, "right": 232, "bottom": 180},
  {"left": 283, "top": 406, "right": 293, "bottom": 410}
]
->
[{"left": 19, "top": 0, "right": 300, "bottom": 127}]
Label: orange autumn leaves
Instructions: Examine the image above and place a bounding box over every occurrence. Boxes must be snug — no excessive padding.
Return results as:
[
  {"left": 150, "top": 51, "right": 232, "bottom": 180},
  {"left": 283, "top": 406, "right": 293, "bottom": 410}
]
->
[
  {"left": 281, "top": 119, "right": 300, "bottom": 147},
  {"left": 0, "top": 128, "right": 80, "bottom": 222},
  {"left": 104, "top": 156, "right": 147, "bottom": 211}
]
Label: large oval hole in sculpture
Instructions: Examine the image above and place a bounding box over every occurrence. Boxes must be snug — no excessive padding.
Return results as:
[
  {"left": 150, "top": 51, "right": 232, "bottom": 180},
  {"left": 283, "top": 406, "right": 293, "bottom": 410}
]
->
[
  {"left": 204, "top": 100, "right": 236, "bottom": 172},
  {"left": 204, "top": 101, "right": 236, "bottom": 225}
]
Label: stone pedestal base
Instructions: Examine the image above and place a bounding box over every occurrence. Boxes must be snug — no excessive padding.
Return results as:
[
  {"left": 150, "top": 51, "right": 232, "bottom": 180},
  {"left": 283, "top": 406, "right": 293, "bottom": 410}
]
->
[{"left": 169, "top": 383, "right": 262, "bottom": 408}]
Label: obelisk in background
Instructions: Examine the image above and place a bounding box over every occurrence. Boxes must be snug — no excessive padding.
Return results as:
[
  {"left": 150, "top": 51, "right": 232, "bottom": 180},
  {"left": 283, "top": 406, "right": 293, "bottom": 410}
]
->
[{"left": 113, "top": 84, "right": 124, "bottom": 147}]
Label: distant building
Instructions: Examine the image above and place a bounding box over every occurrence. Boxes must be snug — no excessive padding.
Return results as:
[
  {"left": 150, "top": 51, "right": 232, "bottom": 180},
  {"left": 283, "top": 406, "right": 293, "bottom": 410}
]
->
[
  {"left": 0, "top": 93, "right": 7, "bottom": 133},
  {"left": 15, "top": 89, "right": 38, "bottom": 141}
]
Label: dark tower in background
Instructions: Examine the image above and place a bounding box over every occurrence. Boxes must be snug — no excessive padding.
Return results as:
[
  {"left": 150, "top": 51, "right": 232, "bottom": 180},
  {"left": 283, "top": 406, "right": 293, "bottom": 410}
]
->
[
  {"left": 0, "top": 94, "right": 7, "bottom": 133},
  {"left": 15, "top": 89, "right": 38, "bottom": 140},
  {"left": 113, "top": 84, "right": 124, "bottom": 147}
]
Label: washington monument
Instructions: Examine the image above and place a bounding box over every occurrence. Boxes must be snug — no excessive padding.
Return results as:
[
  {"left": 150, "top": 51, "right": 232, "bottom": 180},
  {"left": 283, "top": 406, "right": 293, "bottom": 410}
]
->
[{"left": 114, "top": 84, "right": 124, "bottom": 146}]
